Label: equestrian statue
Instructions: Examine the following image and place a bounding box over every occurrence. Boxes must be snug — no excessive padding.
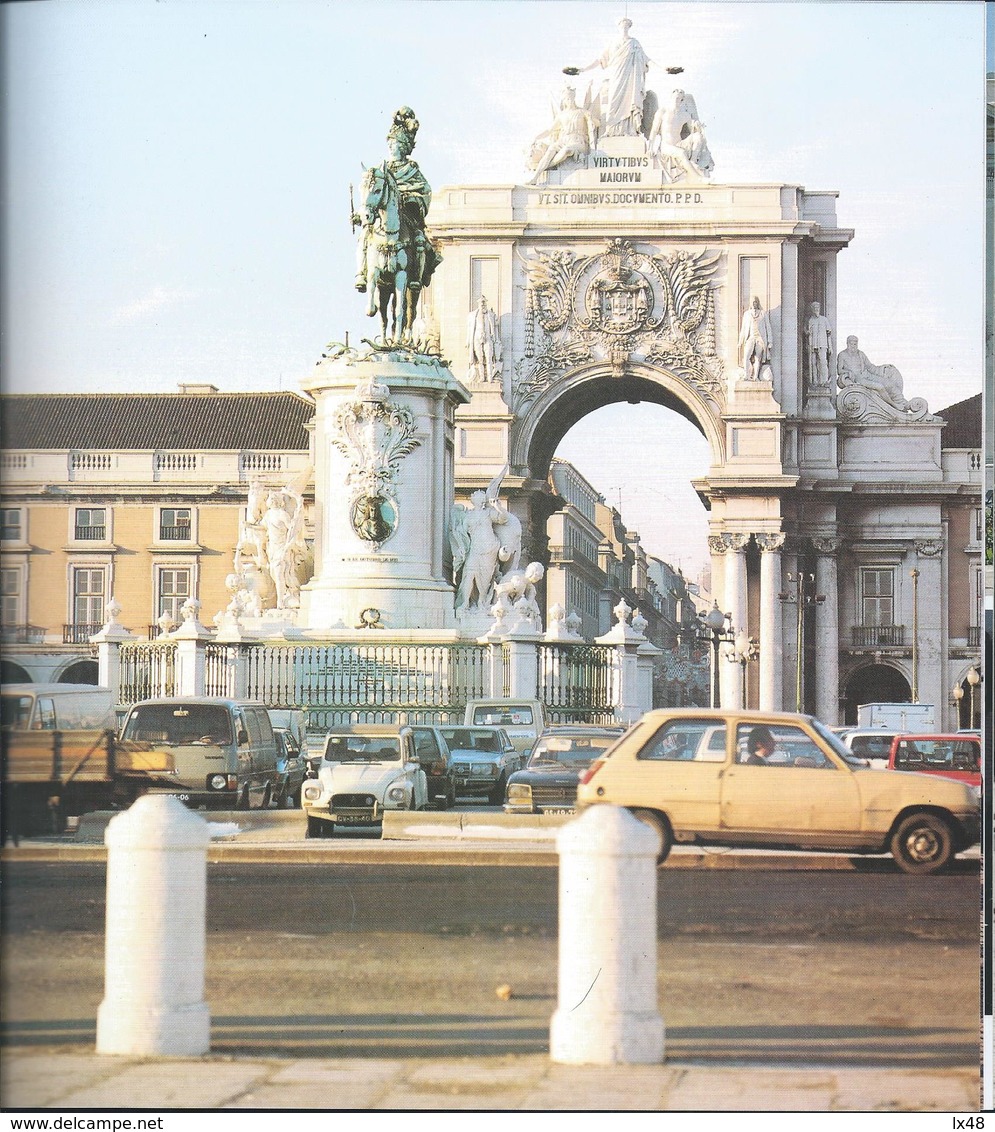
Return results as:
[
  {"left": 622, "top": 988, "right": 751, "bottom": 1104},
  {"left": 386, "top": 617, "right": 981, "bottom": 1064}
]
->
[{"left": 353, "top": 107, "right": 441, "bottom": 344}]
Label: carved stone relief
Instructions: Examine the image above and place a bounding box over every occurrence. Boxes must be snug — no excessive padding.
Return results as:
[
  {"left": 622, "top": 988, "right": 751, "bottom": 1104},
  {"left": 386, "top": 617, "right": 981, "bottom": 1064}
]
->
[
  {"left": 517, "top": 238, "right": 723, "bottom": 408},
  {"left": 329, "top": 377, "right": 421, "bottom": 547}
]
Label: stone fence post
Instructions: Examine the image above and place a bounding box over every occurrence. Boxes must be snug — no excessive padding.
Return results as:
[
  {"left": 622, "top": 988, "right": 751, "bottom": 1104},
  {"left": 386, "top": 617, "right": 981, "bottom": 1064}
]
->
[
  {"left": 596, "top": 600, "right": 651, "bottom": 725},
  {"left": 96, "top": 795, "right": 211, "bottom": 1056},
  {"left": 92, "top": 600, "right": 136, "bottom": 700},
  {"left": 171, "top": 600, "right": 214, "bottom": 697},
  {"left": 551, "top": 805, "right": 665, "bottom": 1064},
  {"left": 503, "top": 633, "right": 540, "bottom": 700}
]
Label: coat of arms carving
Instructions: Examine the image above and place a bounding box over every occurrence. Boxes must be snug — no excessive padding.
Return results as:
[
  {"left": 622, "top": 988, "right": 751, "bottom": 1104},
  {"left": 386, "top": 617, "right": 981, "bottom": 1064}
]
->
[{"left": 517, "top": 238, "right": 723, "bottom": 408}]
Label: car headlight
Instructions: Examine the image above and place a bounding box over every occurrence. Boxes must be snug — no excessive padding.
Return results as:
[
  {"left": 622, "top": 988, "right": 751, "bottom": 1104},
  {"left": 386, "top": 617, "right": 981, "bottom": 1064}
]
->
[
  {"left": 386, "top": 785, "right": 408, "bottom": 803},
  {"left": 208, "top": 774, "right": 229, "bottom": 791},
  {"left": 472, "top": 763, "right": 498, "bottom": 776},
  {"left": 506, "top": 783, "right": 533, "bottom": 803},
  {"left": 302, "top": 783, "right": 323, "bottom": 803}
]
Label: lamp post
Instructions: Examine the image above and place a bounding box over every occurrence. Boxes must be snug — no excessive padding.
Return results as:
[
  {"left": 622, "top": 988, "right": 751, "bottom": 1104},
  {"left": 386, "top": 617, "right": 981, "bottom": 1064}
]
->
[
  {"left": 952, "top": 682, "right": 965, "bottom": 730},
  {"left": 727, "top": 628, "right": 760, "bottom": 708},
  {"left": 910, "top": 568, "right": 920, "bottom": 703},
  {"left": 778, "top": 572, "right": 826, "bottom": 713},
  {"left": 693, "top": 601, "right": 734, "bottom": 709},
  {"left": 967, "top": 666, "right": 981, "bottom": 728}
]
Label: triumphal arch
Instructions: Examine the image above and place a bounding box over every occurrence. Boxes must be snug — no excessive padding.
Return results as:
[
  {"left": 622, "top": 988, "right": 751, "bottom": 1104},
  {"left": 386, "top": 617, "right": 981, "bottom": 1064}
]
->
[{"left": 418, "top": 19, "right": 955, "bottom": 724}]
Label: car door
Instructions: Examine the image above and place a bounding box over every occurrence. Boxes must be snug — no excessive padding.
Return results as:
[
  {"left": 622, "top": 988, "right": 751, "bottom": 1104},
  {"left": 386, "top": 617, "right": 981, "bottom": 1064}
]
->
[
  {"left": 722, "top": 721, "right": 862, "bottom": 837},
  {"left": 630, "top": 717, "right": 727, "bottom": 830}
]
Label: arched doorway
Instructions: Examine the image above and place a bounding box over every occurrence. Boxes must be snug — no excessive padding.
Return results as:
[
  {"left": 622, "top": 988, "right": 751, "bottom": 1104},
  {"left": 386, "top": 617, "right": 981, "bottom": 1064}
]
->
[
  {"left": 1, "top": 660, "right": 32, "bottom": 684},
  {"left": 59, "top": 659, "right": 99, "bottom": 685},
  {"left": 842, "top": 664, "right": 911, "bottom": 725}
]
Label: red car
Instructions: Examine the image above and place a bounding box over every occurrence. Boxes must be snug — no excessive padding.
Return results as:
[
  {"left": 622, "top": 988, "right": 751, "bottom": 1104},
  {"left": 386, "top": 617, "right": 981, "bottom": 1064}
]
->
[{"left": 888, "top": 734, "right": 981, "bottom": 787}]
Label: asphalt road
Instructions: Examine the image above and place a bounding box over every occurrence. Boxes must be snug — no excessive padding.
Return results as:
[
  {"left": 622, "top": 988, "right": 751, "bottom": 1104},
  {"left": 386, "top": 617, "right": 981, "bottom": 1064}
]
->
[{"left": 0, "top": 861, "right": 982, "bottom": 1067}]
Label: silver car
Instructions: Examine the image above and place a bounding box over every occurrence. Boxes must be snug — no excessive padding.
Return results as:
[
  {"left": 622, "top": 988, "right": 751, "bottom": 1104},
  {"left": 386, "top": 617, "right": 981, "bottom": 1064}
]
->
[{"left": 438, "top": 726, "right": 520, "bottom": 804}]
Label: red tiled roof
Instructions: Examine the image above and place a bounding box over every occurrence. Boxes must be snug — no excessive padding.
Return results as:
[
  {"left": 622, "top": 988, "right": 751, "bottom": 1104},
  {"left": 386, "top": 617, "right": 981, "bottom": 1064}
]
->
[
  {"left": 937, "top": 393, "right": 981, "bottom": 449},
  {"left": 0, "top": 392, "right": 314, "bottom": 451}
]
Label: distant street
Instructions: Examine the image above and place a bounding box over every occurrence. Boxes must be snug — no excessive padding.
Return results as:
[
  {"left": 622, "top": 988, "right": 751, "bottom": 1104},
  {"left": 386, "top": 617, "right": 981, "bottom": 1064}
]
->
[{"left": 1, "top": 861, "right": 980, "bottom": 1067}]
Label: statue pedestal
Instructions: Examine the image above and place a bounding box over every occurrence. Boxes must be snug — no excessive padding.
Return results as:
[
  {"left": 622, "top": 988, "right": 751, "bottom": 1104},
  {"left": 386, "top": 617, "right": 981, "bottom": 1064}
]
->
[{"left": 298, "top": 345, "right": 470, "bottom": 633}]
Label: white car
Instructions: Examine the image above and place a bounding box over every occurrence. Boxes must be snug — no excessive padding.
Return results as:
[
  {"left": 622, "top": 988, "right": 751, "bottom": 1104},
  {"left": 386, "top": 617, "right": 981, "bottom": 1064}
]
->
[{"left": 302, "top": 723, "right": 437, "bottom": 838}]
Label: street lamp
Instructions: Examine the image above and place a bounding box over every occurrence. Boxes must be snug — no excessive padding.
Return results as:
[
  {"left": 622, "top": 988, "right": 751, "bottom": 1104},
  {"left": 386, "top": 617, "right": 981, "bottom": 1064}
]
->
[
  {"left": 967, "top": 666, "right": 981, "bottom": 728},
  {"left": 951, "top": 682, "right": 965, "bottom": 730},
  {"left": 692, "top": 601, "right": 734, "bottom": 709},
  {"left": 727, "top": 628, "right": 760, "bottom": 708},
  {"left": 778, "top": 572, "right": 826, "bottom": 713}
]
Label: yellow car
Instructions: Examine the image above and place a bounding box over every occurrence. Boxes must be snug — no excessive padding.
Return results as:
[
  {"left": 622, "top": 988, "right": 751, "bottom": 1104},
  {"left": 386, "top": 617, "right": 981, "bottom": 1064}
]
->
[{"left": 575, "top": 709, "right": 980, "bottom": 875}]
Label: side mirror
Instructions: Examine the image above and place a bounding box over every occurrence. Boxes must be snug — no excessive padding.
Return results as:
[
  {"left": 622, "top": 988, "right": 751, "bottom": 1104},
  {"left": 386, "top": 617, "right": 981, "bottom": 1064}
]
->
[{"left": 237, "top": 728, "right": 250, "bottom": 746}]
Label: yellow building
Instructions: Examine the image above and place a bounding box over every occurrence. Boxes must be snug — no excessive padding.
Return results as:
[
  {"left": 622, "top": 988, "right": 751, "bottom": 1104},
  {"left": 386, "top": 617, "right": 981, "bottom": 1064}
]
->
[{"left": 0, "top": 386, "right": 314, "bottom": 682}]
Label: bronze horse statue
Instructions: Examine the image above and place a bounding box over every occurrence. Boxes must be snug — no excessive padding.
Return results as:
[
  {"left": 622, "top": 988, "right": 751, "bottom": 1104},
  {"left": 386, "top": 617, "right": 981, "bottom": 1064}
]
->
[{"left": 357, "top": 162, "right": 434, "bottom": 343}]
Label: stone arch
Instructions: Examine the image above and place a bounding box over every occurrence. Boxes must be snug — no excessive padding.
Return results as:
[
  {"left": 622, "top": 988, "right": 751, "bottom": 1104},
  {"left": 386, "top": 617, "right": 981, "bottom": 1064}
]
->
[
  {"left": 511, "top": 361, "right": 725, "bottom": 479},
  {"left": 1, "top": 659, "right": 33, "bottom": 684},
  {"left": 57, "top": 659, "right": 99, "bottom": 685},
  {"left": 840, "top": 661, "right": 912, "bottom": 726}
]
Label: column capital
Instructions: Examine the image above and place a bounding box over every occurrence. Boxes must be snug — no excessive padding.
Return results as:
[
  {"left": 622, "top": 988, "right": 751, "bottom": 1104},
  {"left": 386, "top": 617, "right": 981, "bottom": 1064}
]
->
[
  {"left": 707, "top": 534, "right": 729, "bottom": 556},
  {"left": 755, "top": 532, "right": 787, "bottom": 554},
  {"left": 724, "top": 533, "right": 751, "bottom": 553},
  {"left": 811, "top": 536, "right": 842, "bottom": 556}
]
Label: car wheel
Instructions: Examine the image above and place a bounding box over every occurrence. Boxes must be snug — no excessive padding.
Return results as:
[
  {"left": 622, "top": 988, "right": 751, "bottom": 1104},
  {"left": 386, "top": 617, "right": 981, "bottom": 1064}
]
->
[
  {"left": 488, "top": 775, "right": 506, "bottom": 806},
  {"left": 889, "top": 811, "right": 953, "bottom": 875},
  {"left": 306, "top": 815, "right": 331, "bottom": 839},
  {"left": 631, "top": 808, "right": 673, "bottom": 865}
]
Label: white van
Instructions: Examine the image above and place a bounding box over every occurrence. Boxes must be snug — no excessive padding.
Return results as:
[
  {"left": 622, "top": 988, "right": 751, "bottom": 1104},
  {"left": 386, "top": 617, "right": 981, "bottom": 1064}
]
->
[
  {"left": 1, "top": 684, "right": 116, "bottom": 732},
  {"left": 119, "top": 696, "right": 281, "bottom": 809}
]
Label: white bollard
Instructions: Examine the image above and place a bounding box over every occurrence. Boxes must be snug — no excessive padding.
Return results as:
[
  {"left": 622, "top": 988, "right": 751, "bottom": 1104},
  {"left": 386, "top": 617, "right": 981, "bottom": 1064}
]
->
[
  {"left": 550, "top": 804, "right": 665, "bottom": 1064},
  {"left": 96, "top": 795, "right": 211, "bottom": 1056}
]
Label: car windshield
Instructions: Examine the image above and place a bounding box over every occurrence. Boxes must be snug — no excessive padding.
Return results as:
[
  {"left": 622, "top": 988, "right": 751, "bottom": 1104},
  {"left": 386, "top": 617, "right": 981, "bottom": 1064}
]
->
[
  {"left": 324, "top": 734, "right": 400, "bottom": 763},
  {"left": 472, "top": 707, "right": 533, "bottom": 726},
  {"left": 0, "top": 695, "right": 33, "bottom": 730},
  {"left": 122, "top": 704, "right": 234, "bottom": 745},
  {"left": 528, "top": 734, "right": 616, "bottom": 769},
  {"left": 893, "top": 738, "right": 980, "bottom": 773},
  {"left": 809, "top": 718, "right": 868, "bottom": 767},
  {"left": 441, "top": 729, "right": 501, "bottom": 752}
]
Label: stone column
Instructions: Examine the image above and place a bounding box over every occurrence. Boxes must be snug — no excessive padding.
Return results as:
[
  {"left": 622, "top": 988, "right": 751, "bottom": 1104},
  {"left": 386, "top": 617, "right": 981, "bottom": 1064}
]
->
[
  {"left": 171, "top": 601, "right": 214, "bottom": 698},
  {"left": 724, "top": 535, "right": 751, "bottom": 709},
  {"left": 756, "top": 534, "right": 786, "bottom": 711},
  {"left": 813, "top": 538, "right": 841, "bottom": 725},
  {"left": 914, "top": 539, "right": 945, "bottom": 715}
]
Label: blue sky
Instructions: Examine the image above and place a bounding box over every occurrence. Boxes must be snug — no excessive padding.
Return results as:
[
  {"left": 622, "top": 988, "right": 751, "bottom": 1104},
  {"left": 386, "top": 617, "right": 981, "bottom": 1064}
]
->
[{"left": 1, "top": 0, "right": 986, "bottom": 575}]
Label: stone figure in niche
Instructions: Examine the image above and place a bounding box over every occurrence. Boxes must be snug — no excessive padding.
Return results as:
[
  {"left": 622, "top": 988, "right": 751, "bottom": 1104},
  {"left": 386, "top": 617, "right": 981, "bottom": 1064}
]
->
[
  {"left": 738, "top": 296, "right": 773, "bottom": 380},
  {"left": 805, "top": 302, "right": 834, "bottom": 385},
  {"left": 648, "top": 90, "right": 713, "bottom": 182},
  {"left": 527, "top": 86, "right": 598, "bottom": 182},
  {"left": 578, "top": 18, "right": 651, "bottom": 138},
  {"left": 466, "top": 295, "right": 503, "bottom": 382},
  {"left": 353, "top": 106, "right": 441, "bottom": 343},
  {"left": 836, "top": 335, "right": 909, "bottom": 411}
]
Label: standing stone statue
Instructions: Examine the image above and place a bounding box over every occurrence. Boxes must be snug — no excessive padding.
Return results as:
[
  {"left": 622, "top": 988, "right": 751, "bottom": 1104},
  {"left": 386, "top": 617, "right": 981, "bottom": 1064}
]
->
[
  {"left": 578, "top": 18, "right": 651, "bottom": 138},
  {"left": 352, "top": 106, "right": 441, "bottom": 343},
  {"left": 466, "top": 295, "right": 503, "bottom": 381},
  {"left": 805, "top": 301, "right": 834, "bottom": 385},
  {"left": 738, "top": 296, "right": 773, "bottom": 380},
  {"left": 450, "top": 490, "right": 504, "bottom": 613}
]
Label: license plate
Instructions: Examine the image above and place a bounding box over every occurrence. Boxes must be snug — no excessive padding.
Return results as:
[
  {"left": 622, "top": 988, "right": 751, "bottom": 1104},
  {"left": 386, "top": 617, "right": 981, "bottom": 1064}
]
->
[
  {"left": 330, "top": 814, "right": 378, "bottom": 825},
  {"left": 456, "top": 777, "right": 469, "bottom": 786},
  {"left": 541, "top": 807, "right": 575, "bottom": 816}
]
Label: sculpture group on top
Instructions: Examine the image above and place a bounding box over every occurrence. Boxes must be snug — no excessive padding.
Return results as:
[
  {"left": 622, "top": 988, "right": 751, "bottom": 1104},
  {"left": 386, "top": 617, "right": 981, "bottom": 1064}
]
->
[
  {"left": 527, "top": 19, "right": 713, "bottom": 184},
  {"left": 353, "top": 106, "right": 441, "bottom": 345},
  {"left": 836, "top": 335, "right": 935, "bottom": 423}
]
